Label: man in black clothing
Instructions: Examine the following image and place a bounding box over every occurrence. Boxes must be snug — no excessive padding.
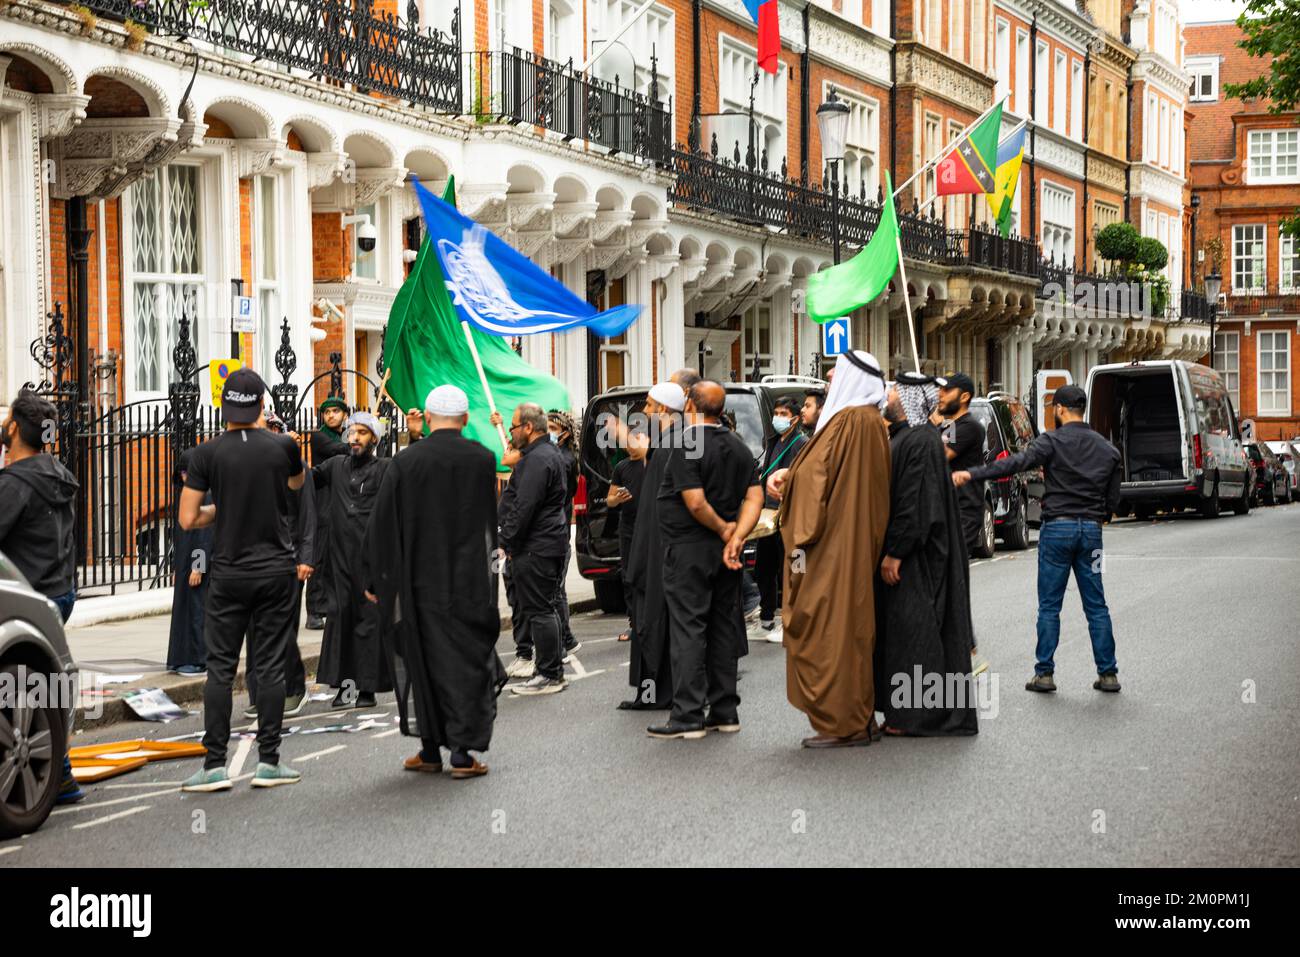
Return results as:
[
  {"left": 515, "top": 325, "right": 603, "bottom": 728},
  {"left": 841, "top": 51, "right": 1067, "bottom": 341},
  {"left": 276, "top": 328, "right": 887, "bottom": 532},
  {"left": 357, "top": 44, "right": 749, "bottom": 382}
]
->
[
  {"left": 305, "top": 396, "right": 349, "bottom": 629},
  {"left": 752, "top": 396, "right": 807, "bottom": 643},
  {"left": 244, "top": 410, "right": 317, "bottom": 720},
  {"left": 938, "top": 373, "right": 986, "bottom": 554},
  {"left": 499, "top": 402, "right": 571, "bottom": 697},
  {"left": 801, "top": 389, "right": 825, "bottom": 432},
  {"left": 606, "top": 434, "right": 648, "bottom": 646},
  {"left": 955, "top": 384, "right": 1123, "bottom": 694},
  {"left": 1, "top": 390, "right": 84, "bottom": 805},
  {"left": 648, "top": 381, "right": 764, "bottom": 740},
  {"left": 313, "top": 411, "right": 393, "bottom": 709},
  {"left": 179, "top": 369, "right": 305, "bottom": 792}
]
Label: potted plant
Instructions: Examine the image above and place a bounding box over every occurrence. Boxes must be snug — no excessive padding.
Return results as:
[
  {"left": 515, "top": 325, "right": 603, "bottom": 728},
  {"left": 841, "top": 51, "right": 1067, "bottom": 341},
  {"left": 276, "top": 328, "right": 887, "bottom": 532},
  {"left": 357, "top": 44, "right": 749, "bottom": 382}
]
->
[
  {"left": 68, "top": 3, "right": 97, "bottom": 36},
  {"left": 124, "top": 18, "right": 149, "bottom": 51}
]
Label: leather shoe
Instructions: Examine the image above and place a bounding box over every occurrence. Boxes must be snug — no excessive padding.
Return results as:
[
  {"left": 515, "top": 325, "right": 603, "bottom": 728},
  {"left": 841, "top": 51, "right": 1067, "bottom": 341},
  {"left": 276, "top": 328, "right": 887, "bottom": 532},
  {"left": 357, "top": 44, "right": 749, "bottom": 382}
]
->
[{"left": 403, "top": 753, "right": 442, "bottom": 773}]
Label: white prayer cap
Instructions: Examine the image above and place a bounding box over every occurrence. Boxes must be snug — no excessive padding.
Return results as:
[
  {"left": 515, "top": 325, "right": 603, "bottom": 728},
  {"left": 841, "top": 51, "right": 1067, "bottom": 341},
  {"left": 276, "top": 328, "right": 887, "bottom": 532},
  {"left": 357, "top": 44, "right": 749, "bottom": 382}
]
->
[
  {"left": 346, "top": 410, "right": 384, "bottom": 439},
  {"left": 648, "top": 381, "right": 686, "bottom": 412},
  {"left": 425, "top": 384, "right": 470, "bottom": 416}
]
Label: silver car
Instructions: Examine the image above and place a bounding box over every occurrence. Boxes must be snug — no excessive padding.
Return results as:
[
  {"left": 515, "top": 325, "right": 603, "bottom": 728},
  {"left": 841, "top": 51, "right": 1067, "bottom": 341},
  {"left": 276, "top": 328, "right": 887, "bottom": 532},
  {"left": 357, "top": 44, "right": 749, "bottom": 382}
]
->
[{"left": 0, "top": 550, "right": 78, "bottom": 839}]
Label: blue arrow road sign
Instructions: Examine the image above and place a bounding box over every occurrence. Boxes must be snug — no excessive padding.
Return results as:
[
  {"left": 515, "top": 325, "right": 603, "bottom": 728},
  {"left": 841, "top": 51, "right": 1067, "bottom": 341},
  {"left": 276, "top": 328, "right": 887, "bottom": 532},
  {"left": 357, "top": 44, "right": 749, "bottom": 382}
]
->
[{"left": 822, "top": 317, "right": 851, "bottom": 356}]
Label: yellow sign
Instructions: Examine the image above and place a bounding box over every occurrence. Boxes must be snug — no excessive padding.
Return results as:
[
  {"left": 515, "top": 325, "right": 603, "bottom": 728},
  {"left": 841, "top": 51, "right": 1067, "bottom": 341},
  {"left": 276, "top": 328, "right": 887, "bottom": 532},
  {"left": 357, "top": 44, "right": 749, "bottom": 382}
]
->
[{"left": 209, "top": 358, "right": 243, "bottom": 407}]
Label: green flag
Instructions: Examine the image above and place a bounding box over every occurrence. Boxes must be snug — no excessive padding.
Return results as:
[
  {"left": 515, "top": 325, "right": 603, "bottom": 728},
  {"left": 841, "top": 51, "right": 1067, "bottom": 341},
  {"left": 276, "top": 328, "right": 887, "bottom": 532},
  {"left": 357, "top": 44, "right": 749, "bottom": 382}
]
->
[
  {"left": 382, "top": 177, "right": 570, "bottom": 469},
  {"left": 806, "top": 172, "right": 900, "bottom": 323}
]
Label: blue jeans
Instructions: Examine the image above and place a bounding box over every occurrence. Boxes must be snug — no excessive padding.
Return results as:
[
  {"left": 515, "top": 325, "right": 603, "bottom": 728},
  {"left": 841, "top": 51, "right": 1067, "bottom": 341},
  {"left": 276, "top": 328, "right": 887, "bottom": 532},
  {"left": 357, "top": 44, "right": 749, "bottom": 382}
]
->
[
  {"left": 1035, "top": 519, "right": 1117, "bottom": 677},
  {"left": 52, "top": 587, "right": 76, "bottom": 623}
]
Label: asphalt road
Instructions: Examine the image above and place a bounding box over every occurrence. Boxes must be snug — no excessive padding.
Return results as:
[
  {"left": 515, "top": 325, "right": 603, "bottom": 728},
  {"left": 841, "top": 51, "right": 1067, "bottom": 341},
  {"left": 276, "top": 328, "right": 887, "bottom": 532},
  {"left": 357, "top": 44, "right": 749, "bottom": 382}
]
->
[{"left": 6, "top": 503, "right": 1299, "bottom": 867}]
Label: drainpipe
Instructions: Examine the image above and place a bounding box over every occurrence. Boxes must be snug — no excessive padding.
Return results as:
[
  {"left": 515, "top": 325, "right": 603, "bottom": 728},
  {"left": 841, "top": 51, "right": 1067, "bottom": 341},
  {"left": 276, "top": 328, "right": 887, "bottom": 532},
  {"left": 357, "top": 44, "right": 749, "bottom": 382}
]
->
[
  {"left": 1028, "top": 14, "right": 1038, "bottom": 246},
  {"left": 690, "top": 0, "right": 701, "bottom": 148},
  {"left": 1082, "top": 46, "right": 1091, "bottom": 271},
  {"left": 889, "top": 0, "right": 897, "bottom": 184},
  {"left": 800, "top": 3, "right": 810, "bottom": 182},
  {"left": 1124, "top": 74, "right": 1133, "bottom": 224}
]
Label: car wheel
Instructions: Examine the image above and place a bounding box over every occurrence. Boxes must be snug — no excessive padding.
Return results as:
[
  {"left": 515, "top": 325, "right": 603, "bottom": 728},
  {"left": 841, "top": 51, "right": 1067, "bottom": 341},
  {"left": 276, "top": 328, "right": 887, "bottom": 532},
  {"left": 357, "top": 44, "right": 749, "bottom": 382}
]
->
[
  {"left": 1231, "top": 483, "right": 1251, "bottom": 516},
  {"left": 1264, "top": 482, "right": 1276, "bottom": 506},
  {"left": 1199, "top": 483, "right": 1220, "bottom": 519},
  {"left": 592, "top": 578, "right": 627, "bottom": 615},
  {"left": 973, "top": 502, "right": 996, "bottom": 559},
  {"left": 0, "top": 662, "right": 67, "bottom": 840},
  {"left": 1135, "top": 504, "right": 1154, "bottom": 521},
  {"left": 1002, "top": 494, "right": 1031, "bottom": 550}
]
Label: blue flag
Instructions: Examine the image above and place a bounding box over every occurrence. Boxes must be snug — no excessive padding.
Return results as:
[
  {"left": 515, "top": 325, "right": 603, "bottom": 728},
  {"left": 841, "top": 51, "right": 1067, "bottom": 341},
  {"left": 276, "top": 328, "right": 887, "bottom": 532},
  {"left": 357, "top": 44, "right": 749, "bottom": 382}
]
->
[{"left": 411, "top": 178, "right": 641, "bottom": 338}]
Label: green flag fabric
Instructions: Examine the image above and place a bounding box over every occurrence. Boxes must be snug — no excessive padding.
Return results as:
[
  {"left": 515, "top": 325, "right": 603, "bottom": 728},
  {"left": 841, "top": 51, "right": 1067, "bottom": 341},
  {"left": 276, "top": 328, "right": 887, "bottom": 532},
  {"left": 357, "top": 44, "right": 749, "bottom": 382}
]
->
[
  {"left": 382, "top": 177, "right": 570, "bottom": 469},
  {"left": 806, "top": 172, "right": 901, "bottom": 323}
]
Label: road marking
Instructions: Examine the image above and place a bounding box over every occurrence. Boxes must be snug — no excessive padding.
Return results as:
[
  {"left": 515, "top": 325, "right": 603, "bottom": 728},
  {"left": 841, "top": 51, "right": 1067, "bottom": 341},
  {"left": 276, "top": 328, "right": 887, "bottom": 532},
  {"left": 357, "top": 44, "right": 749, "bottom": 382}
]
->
[
  {"left": 228, "top": 735, "right": 254, "bottom": 777},
  {"left": 371, "top": 728, "right": 401, "bottom": 739},
  {"left": 0, "top": 846, "right": 20, "bottom": 857},
  {"left": 104, "top": 782, "right": 185, "bottom": 788},
  {"left": 73, "top": 805, "right": 151, "bottom": 829},
  {"left": 51, "top": 773, "right": 255, "bottom": 815},
  {"left": 568, "top": 656, "right": 589, "bottom": 677},
  {"left": 293, "top": 745, "right": 346, "bottom": 762},
  {"left": 1103, "top": 555, "right": 1300, "bottom": 562}
]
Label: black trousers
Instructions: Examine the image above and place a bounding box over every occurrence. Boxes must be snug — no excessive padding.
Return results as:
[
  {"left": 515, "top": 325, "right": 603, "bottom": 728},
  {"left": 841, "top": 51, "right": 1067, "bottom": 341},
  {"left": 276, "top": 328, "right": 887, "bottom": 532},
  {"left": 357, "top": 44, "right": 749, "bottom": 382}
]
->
[
  {"left": 202, "top": 573, "right": 297, "bottom": 769},
  {"left": 509, "top": 552, "right": 566, "bottom": 680},
  {"left": 245, "top": 578, "right": 307, "bottom": 701},
  {"left": 503, "top": 557, "right": 528, "bottom": 658},
  {"left": 663, "top": 540, "right": 742, "bottom": 725},
  {"left": 553, "top": 543, "right": 576, "bottom": 648},
  {"left": 753, "top": 532, "right": 784, "bottom": 622}
]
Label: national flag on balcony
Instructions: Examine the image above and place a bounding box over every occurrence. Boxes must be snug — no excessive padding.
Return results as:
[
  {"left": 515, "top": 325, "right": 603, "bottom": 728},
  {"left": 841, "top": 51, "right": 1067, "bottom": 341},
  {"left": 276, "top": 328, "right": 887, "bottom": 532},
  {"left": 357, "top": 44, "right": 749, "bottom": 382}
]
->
[
  {"left": 410, "top": 178, "right": 641, "bottom": 338},
  {"left": 806, "top": 173, "right": 900, "bottom": 323},
  {"left": 986, "top": 121, "right": 1028, "bottom": 238},
  {"left": 935, "top": 102, "right": 1003, "bottom": 196},
  {"left": 741, "top": 0, "right": 780, "bottom": 75},
  {"left": 384, "top": 178, "right": 569, "bottom": 468}
]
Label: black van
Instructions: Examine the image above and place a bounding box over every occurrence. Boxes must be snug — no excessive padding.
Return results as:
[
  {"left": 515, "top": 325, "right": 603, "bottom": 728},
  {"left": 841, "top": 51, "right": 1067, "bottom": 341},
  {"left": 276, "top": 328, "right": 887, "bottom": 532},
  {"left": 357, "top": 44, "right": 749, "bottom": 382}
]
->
[
  {"left": 575, "top": 377, "right": 825, "bottom": 612},
  {"left": 968, "top": 392, "right": 1043, "bottom": 555},
  {"left": 1085, "top": 360, "right": 1251, "bottom": 519}
]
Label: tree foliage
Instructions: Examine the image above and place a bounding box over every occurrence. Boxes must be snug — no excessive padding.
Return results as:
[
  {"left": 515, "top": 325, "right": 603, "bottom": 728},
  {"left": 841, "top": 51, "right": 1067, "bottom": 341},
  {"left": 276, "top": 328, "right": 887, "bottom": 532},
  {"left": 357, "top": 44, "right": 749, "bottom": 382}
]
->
[
  {"left": 1096, "top": 222, "right": 1140, "bottom": 263},
  {"left": 1135, "top": 236, "right": 1169, "bottom": 271},
  {"left": 1223, "top": 1, "right": 1300, "bottom": 237}
]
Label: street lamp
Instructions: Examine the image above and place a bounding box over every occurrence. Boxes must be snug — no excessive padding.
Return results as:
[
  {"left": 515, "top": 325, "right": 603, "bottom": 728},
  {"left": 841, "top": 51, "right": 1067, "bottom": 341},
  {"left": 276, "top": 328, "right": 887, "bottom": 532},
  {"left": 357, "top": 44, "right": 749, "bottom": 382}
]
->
[
  {"left": 1189, "top": 194, "right": 1201, "bottom": 289},
  {"left": 817, "top": 87, "right": 850, "bottom": 265},
  {"left": 1204, "top": 270, "right": 1221, "bottom": 366}
]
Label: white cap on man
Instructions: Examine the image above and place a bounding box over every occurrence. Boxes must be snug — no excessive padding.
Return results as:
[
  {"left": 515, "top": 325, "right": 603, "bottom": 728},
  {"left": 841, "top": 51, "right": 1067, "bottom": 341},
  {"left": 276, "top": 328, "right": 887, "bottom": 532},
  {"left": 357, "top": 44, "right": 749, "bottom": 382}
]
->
[
  {"left": 425, "top": 384, "right": 470, "bottom": 416},
  {"left": 648, "top": 381, "right": 686, "bottom": 412}
]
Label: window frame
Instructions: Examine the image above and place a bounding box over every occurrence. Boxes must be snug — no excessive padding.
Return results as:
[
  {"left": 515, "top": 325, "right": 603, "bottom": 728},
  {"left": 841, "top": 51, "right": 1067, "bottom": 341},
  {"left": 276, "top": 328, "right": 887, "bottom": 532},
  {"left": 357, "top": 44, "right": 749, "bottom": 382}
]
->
[
  {"left": 1232, "top": 224, "right": 1267, "bottom": 294},
  {"left": 1257, "top": 329, "right": 1292, "bottom": 417},
  {"left": 1246, "top": 129, "right": 1300, "bottom": 184},
  {"left": 1213, "top": 330, "right": 1240, "bottom": 410}
]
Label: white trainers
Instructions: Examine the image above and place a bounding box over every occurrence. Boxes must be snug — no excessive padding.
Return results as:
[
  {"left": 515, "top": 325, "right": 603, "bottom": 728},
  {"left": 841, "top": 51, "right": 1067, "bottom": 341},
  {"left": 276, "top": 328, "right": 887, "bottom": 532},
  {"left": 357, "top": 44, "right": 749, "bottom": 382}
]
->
[
  {"left": 971, "top": 649, "right": 990, "bottom": 677},
  {"left": 764, "top": 620, "right": 784, "bottom": 643},
  {"left": 505, "top": 656, "right": 536, "bottom": 679}
]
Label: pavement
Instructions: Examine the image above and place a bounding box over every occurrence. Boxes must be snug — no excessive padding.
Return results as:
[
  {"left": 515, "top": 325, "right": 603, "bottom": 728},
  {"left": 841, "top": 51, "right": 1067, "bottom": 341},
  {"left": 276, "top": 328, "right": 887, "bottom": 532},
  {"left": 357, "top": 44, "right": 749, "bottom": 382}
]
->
[
  {"left": 6, "top": 503, "right": 1299, "bottom": 867},
  {"left": 65, "top": 535, "right": 599, "bottom": 728}
]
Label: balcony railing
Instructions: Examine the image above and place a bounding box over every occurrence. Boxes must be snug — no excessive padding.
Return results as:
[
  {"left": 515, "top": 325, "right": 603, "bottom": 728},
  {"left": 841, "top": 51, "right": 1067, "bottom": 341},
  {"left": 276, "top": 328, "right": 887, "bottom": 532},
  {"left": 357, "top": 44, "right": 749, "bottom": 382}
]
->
[
  {"left": 1223, "top": 284, "right": 1300, "bottom": 316},
  {"left": 65, "top": 0, "right": 462, "bottom": 113},
  {"left": 467, "top": 48, "right": 672, "bottom": 166},
  {"left": 1181, "top": 288, "right": 1211, "bottom": 323}
]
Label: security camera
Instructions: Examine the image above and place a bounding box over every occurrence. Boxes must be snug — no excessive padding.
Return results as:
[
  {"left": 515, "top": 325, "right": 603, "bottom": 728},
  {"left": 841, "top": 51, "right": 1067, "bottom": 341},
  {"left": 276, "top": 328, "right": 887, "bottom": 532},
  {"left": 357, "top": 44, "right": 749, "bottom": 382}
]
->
[{"left": 356, "top": 220, "right": 377, "bottom": 254}]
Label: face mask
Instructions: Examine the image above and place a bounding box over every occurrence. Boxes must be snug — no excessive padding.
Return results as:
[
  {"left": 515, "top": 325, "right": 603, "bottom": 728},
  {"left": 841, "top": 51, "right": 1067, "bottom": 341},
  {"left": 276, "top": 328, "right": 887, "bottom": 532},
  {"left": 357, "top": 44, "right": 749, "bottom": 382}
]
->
[
  {"left": 772, "top": 415, "right": 792, "bottom": 435},
  {"left": 549, "top": 432, "right": 560, "bottom": 445}
]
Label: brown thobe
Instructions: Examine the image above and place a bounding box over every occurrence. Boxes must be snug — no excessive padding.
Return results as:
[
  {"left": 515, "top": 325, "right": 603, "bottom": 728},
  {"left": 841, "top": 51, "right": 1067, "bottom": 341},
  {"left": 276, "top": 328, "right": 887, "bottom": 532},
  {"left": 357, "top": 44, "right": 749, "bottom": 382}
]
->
[{"left": 777, "top": 404, "right": 891, "bottom": 737}]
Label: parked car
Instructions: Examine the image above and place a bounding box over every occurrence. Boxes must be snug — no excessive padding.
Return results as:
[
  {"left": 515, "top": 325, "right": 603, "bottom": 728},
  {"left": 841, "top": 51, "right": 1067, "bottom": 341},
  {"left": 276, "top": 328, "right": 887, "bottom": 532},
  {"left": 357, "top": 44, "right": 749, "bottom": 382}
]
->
[
  {"left": 966, "top": 392, "right": 1043, "bottom": 556},
  {"left": 1264, "top": 440, "right": 1298, "bottom": 503},
  {"left": 1245, "top": 441, "right": 1290, "bottom": 507},
  {"left": 575, "top": 376, "right": 826, "bottom": 613},
  {"left": 1085, "top": 360, "right": 1251, "bottom": 520},
  {"left": 0, "top": 550, "right": 77, "bottom": 839}
]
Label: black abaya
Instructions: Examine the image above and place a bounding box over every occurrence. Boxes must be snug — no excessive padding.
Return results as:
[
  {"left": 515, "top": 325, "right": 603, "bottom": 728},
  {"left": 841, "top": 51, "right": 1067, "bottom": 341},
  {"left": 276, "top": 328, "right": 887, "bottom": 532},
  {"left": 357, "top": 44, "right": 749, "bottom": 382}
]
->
[
  {"left": 875, "top": 421, "right": 979, "bottom": 736},
  {"left": 366, "top": 429, "right": 504, "bottom": 752}
]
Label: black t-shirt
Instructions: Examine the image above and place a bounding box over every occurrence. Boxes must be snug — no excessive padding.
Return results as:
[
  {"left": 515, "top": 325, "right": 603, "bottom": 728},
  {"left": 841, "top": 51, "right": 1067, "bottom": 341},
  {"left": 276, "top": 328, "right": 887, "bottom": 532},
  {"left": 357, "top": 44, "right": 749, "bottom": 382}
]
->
[
  {"left": 183, "top": 428, "right": 304, "bottom": 579},
  {"left": 658, "top": 424, "right": 760, "bottom": 546},
  {"left": 947, "top": 414, "right": 986, "bottom": 473}
]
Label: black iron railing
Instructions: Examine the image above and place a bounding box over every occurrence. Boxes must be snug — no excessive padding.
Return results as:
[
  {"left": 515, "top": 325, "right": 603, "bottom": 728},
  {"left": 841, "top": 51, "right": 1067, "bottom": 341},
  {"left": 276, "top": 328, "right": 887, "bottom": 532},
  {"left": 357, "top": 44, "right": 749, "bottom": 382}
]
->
[
  {"left": 955, "top": 222, "right": 1039, "bottom": 277},
  {"left": 1223, "top": 284, "right": 1300, "bottom": 316},
  {"left": 1181, "top": 287, "right": 1211, "bottom": 322},
  {"left": 62, "top": 0, "right": 462, "bottom": 113},
  {"left": 468, "top": 48, "right": 672, "bottom": 165}
]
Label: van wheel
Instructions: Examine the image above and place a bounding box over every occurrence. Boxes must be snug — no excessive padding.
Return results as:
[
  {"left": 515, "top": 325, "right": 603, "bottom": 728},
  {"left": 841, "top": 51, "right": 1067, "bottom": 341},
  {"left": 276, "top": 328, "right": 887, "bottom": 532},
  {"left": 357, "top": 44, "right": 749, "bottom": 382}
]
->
[
  {"left": 1264, "top": 483, "right": 1276, "bottom": 506},
  {"left": 0, "top": 663, "right": 67, "bottom": 840},
  {"left": 973, "top": 502, "right": 996, "bottom": 559},
  {"left": 1199, "top": 483, "right": 1220, "bottom": 519},
  {"left": 1002, "top": 495, "right": 1030, "bottom": 550},
  {"left": 1231, "top": 488, "right": 1251, "bottom": 515},
  {"left": 593, "top": 578, "right": 627, "bottom": 615}
]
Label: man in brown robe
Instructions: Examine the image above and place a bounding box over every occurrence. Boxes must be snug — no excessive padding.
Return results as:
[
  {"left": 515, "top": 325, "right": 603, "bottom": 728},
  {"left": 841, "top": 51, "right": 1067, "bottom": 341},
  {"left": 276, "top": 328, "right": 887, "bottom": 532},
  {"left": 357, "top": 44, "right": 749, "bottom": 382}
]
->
[{"left": 769, "top": 350, "right": 891, "bottom": 748}]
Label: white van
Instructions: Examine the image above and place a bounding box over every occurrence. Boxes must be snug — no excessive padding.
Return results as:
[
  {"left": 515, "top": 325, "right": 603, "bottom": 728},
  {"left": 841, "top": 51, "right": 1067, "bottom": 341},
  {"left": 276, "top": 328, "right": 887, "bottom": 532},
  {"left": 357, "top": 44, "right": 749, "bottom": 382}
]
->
[{"left": 1085, "top": 360, "right": 1251, "bottom": 519}]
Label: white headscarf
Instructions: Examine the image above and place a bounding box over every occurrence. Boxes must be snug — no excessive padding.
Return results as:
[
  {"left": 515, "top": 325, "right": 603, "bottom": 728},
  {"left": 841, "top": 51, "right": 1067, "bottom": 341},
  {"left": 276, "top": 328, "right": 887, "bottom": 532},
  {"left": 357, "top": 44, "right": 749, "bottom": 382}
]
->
[{"left": 815, "top": 350, "right": 887, "bottom": 434}]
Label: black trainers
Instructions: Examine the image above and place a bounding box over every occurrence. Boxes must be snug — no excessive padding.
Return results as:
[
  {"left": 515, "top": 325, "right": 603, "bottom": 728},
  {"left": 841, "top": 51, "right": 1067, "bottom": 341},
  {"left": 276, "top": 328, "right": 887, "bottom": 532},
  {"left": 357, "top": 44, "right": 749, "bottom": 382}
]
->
[
  {"left": 305, "top": 615, "right": 326, "bottom": 630},
  {"left": 1093, "top": 672, "right": 1121, "bottom": 693},
  {"left": 646, "top": 720, "right": 707, "bottom": 740},
  {"left": 1025, "top": 673, "right": 1057, "bottom": 693},
  {"left": 509, "top": 675, "right": 568, "bottom": 696}
]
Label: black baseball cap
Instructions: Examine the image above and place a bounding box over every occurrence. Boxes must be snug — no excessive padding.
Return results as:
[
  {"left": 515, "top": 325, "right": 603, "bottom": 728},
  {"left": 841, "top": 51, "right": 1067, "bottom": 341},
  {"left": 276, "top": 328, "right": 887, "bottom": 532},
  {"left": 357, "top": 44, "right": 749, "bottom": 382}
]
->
[
  {"left": 943, "top": 372, "right": 976, "bottom": 397},
  {"left": 221, "top": 367, "right": 267, "bottom": 424},
  {"left": 1054, "top": 384, "right": 1087, "bottom": 411}
]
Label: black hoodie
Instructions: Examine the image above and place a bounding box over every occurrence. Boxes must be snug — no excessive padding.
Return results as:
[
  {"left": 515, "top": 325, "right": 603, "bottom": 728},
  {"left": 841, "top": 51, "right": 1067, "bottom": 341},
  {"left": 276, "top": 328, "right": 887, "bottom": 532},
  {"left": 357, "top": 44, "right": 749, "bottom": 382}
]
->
[{"left": 0, "top": 453, "right": 79, "bottom": 597}]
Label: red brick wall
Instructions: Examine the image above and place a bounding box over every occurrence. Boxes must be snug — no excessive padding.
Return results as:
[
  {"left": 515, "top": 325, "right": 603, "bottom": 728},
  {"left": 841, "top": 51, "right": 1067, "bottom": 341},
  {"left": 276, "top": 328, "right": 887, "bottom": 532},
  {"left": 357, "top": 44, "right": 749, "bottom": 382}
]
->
[
  {"left": 1184, "top": 21, "right": 1274, "bottom": 164},
  {"left": 311, "top": 212, "right": 348, "bottom": 406},
  {"left": 49, "top": 199, "right": 68, "bottom": 320}
]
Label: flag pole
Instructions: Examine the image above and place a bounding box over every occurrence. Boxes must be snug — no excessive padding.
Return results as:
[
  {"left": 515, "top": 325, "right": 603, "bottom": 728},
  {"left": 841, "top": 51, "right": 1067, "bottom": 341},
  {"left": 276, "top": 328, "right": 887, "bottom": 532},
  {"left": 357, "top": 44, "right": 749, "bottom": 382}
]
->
[
  {"left": 892, "top": 96, "right": 1007, "bottom": 201},
  {"left": 892, "top": 231, "right": 922, "bottom": 374},
  {"left": 460, "top": 320, "right": 511, "bottom": 452}
]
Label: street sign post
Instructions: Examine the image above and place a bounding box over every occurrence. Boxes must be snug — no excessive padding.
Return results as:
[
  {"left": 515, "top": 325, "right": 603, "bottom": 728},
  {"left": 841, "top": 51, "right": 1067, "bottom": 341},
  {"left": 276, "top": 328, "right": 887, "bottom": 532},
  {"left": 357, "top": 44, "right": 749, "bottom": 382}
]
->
[
  {"left": 232, "top": 296, "right": 257, "bottom": 334},
  {"left": 822, "top": 316, "right": 851, "bottom": 357}
]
